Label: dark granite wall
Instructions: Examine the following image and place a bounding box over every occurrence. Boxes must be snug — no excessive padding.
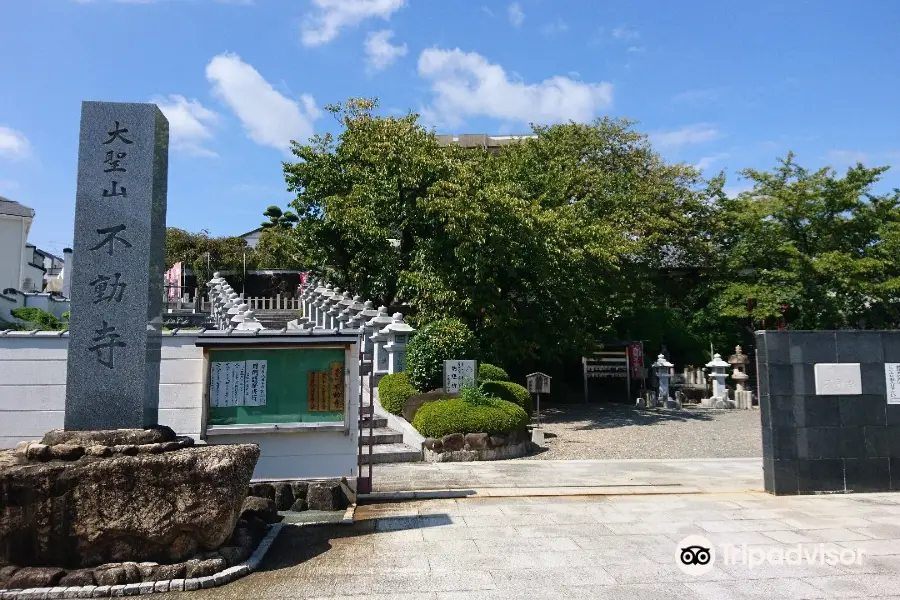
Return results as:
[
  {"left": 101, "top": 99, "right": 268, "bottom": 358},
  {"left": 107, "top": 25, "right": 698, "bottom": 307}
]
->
[{"left": 757, "top": 330, "right": 900, "bottom": 495}]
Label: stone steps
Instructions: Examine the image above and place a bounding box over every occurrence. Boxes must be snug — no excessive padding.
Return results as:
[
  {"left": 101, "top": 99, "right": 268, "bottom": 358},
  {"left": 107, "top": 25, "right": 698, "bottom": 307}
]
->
[
  {"left": 359, "top": 443, "right": 423, "bottom": 465},
  {"left": 360, "top": 427, "right": 404, "bottom": 445}
]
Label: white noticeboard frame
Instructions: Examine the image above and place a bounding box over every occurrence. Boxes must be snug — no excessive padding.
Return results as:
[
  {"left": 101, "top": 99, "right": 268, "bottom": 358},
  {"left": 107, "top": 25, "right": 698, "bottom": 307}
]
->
[
  {"left": 209, "top": 360, "right": 268, "bottom": 408},
  {"left": 444, "top": 360, "right": 478, "bottom": 393},
  {"left": 886, "top": 363, "right": 900, "bottom": 404}
]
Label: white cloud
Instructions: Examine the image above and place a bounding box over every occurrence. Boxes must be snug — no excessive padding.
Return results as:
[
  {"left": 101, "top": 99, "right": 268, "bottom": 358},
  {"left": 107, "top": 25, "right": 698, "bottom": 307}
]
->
[
  {"left": 723, "top": 182, "right": 753, "bottom": 198},
  {"left": 611, "top": 26, "right": 639, "bottom": 40},
  {"left": 364, "top": 29, "right": 407, "bottom": 73},
  {"left": 540, "top": 17, "right": 568, "bottom": 35},
  {"left": 417, "top": 48, "right": 613, "bottom": 127},
  {"left": 650, "top": 124, "right": 720, "bottom": 148},
  {"left": 300, "top": 0, "right": 405, "bottom": 46},
  {"left": 206, "top": 53, "right": 320, "bottom": 153},
  {"left": 152, "top": 95, "right": 219, "bottom": 157},
  {"left": 695, "top": 153, "right": 729, "bottom": 171},
  {"left": 626, "top": 46, "right": 645, "bottom": 53},
  {"left": 0, "top": 126, "right": 31, "bottom": 160},
  {"left": 507, "top": 2, "right": 524, "bottom": 27},
  {"left": 825, "top": 150, "right": 869, "bottom": 166}
]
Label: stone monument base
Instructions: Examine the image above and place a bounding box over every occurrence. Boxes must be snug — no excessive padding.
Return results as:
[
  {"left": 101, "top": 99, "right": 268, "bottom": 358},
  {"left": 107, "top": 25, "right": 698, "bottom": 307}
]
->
[{"left": 0, "top": 427, "right": 260, "bottom": 574}]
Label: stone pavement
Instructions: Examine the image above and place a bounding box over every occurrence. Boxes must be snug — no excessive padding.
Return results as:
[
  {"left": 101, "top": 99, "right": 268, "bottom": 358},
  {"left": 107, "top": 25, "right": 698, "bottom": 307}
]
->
[
  {"left": 368, "top": 457, "right": 763, "bottom": 496},
  {"left": 159, "top": 490, "right": 900, "bottom": 599}
]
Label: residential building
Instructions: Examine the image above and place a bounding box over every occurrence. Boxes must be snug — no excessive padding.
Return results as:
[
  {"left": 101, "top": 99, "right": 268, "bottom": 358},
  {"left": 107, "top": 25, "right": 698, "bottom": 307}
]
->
[
  {"left": 0, "top": 196, "right": 35, "bottom": 293},
  {"left": 435, "top": 133, "right": 535, "bottom": 155}
]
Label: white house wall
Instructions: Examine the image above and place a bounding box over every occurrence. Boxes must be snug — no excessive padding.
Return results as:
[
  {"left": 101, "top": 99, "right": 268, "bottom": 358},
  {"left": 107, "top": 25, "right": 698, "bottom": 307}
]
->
[
  {"left": 0, "top": 332, "right": 358, "bottom": 482},
  {"left": 0, "top": 215, "right": 26, "bottom": 293}
]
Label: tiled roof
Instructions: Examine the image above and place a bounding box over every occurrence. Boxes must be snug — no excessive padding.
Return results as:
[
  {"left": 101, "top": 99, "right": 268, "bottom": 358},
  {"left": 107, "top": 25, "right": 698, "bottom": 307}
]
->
[{"left": 0, "top": 196, "right": 35, "bottom": 218}]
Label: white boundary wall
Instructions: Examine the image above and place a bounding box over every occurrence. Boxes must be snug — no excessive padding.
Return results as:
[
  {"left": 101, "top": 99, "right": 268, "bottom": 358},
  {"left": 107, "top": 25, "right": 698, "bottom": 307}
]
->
[{"left": 0, "top": 331, "right": 358, "bottom": 483}]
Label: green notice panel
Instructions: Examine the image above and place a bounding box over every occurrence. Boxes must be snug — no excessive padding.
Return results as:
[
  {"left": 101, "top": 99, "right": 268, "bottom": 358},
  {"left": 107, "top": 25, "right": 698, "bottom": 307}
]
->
[{"left": 207, "top": 347, "right": 346, "bottom": 425}]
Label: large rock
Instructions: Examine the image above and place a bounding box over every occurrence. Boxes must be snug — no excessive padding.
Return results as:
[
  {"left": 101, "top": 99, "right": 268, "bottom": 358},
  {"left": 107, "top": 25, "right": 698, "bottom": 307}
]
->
[
  {"left": 307, "top": 482, "right": 347, "bottom": 511},
  {"left": 273, "top": 482, "right": 294, "bottom": 511},
  {"left": 6, "top": 567, "right": 65, "bottom": 589},
  {"left": 240, "top": 496, "right": 278, "bottom": 524},
  {"left": 0, "top": 443, "right": 259, "bottom": 568},
  {"left": 41, "top": 427, "right": 176, "bottom": 447}
]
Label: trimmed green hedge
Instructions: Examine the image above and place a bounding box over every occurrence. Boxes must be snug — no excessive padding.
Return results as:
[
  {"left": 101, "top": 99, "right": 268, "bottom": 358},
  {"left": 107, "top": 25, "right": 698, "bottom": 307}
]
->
[
  {"left": 405, "top": 318, "right": 477, "bottom": 391},
  {"left": 480, "top": 380, "right": 533, "bottom": 417},
  {"left": 412, "top": 386, "right": 528, "bottom": 438},
  {"left": 478, "top": 363, "right": 509, "bottom": 382},
  {"left": 378, "top": 372, "right": 419, "bottom": 416}
]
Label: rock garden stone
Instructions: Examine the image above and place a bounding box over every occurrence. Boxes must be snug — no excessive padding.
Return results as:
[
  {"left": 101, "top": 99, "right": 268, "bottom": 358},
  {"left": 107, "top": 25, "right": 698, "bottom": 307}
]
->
[
  {"left": 24, "top": 443, "right": 51, "bottom": 462},
  {"left": 185, "top": 558, "right": 225, "bottom": 579},
  {"left": 41, "top": 428, "right": 176, "bottom": 448},
  {"left": 306, "top": 482, "right": 345, "bottom": 511},
  {"left": 0, "top": 565, "right": 19, "bottom": 587},
  {"left": 290, "top": 482, "right": 308, "bottom": 502},
  {"left": 49, "top": 444, "right": 85, "bottom": 461},
  {"left": 289, "top": 498, "right": 308, "bottom": 512},
  {"left": 249, "top": 482, "right": 276, "bottom": 501},
  {"left": 85, "top": 446, "right": 112, "bottom": 458},
  {"left": 111, "top": 445, "right": 138, "bottom": 456},
  {"left": 59, "top": 569, "right": 96, "bottom": 586},
  {"left": 0, "top": 444, "right": 260, "bottom": 568},
  {"left": 464, "top": 433, "right": 489, "bottom": 450},
  {"left": 151, "top": 563, "right": 186, "bottom": 580},
  {"left": 273, "top": 482, "right": 294, "bottom": 511},
  {"left": 93, "top": 567, "right": 126, "bottom": 587},
  {"left": 441, "top": 433, "right": 465, "bottom": 451},
  {"left": 218, "top": 546, "right": 251, "bottom": 567},
  {"left": 240, "top": 497, "right": 278, "bottom": 524},
  {"left": 488, "top": 435, "right": 507, "bottom": 448},
  {"left": 6, "top": 567, "right": 66, "bottom": 589}
]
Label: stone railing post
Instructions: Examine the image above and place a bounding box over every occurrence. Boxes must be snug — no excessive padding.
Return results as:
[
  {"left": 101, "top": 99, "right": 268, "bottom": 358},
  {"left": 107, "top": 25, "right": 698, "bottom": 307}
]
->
[{"left": 368, "top": 306, "right": 394, "bottom": 384}]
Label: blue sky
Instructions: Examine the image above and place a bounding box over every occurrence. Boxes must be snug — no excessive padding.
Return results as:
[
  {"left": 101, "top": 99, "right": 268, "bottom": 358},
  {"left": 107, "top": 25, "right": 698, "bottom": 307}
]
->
[{"left": 1, "top": 0, "right": 899, "bottom": 255}]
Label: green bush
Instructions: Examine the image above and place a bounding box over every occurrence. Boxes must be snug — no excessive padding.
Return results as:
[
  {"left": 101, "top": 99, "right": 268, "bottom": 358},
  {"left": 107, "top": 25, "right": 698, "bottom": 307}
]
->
[
  {"left": 10, "top": 307, "right": 62, "bottom": 330},
  {"left": 480, "top": 380, "right": 533, "bottom": 417},
  {"left": 61, "top": 311, "right": 70, "bottom": 320},
  {"left": 412, "top": 385, "right": 528, "bottom": 438},
  {"left": 478, "top": 363, "right": 509, "bottom": 382},
  {"left": 405, "top": 318, "right": 477, "bottom": 391},
  {"left": 378, "top": 372, "right": 419, "bottom": 416}
]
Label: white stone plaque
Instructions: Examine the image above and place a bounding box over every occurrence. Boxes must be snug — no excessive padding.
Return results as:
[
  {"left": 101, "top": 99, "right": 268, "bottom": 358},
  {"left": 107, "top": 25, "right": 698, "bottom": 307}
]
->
[
  {"left": 814, "top": 363, "right": 862, "bottom": 395},
  {"left": 886, "top": 363, "right": 900, "bottom": 404},
  {"left": 444, "top": 360, "right": 477, "bottom": 393},
  {"left": 244, "top": 360, "right": 268, "bottom": 407}
]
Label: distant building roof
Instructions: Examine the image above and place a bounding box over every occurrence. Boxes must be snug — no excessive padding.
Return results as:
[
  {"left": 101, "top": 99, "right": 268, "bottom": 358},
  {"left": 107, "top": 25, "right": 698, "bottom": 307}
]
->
[
  {"left": 0, "top": 196, "right": 35, "bottom": 218},
  {"left": 240, "top": 227, "right": 264, "bottom": 238},
  {"left": 436, "top": 134, "right": 536, "bottom": 152}
]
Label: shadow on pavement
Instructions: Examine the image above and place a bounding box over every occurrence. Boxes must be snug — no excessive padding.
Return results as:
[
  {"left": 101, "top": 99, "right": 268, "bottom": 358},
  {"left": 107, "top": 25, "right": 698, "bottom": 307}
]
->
[
  {"left": 540, "top": 403, "right": 714, "bottom": 430},
  {"left": 258, "top": 515, "right": 453, "bottom": 572}
]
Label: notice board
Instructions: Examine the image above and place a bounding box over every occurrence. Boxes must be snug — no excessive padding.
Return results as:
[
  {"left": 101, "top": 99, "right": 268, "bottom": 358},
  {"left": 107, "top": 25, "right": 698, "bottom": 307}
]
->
[{"left": 206, "top": 346, "right": 347, "bottom": 426}]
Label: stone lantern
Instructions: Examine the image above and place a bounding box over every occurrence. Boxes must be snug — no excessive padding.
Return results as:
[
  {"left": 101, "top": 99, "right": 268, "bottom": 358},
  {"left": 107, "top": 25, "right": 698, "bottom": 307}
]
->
[
  {"left": 314, "top": 284, "right": 333, "bottom": 328},
  {"left": 336, "top": 291, "right": 354, "bottom": 330},
  {"left": 346, "top": 296, "right": 366, "bottom": 330},
  {"left": 295, "top": 279, "right": 316, "bottom": 328},
  {"left": 236, "top": 309, "right": 263, "bottom": 331},
  {"left": 728, "top": 345, "right": 752, "bottom": 409},
  {"left": 367, "top": 306, "right": 394, "bottom": 383},
  {"left": 381, "top": 313, "right": 415, "bottom": 374},
  {"left": 357, "top": 301, "right": 381, "bottom": 373},
  {"left": 705, "top": 353, "right": 730, "bottom": 408},
  {"left": 652, "top": 354, "right": 676, "bottom": 408},
  {"left": 324, "top": 287, "right": 344, "bottom": 330}
]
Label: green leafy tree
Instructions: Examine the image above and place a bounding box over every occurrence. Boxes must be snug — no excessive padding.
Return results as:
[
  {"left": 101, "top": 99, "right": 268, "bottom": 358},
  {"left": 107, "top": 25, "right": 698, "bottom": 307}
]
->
[
  {"left": 261, "top": 205, "right": 299, "bottom": 229},
  {"left": 710, "top": 153, "right": 900, "bottom": 330}
]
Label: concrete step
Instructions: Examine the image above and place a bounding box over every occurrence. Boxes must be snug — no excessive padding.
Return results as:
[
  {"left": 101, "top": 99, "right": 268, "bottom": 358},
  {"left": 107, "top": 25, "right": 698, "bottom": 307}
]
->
[
  {"left": 360, "top": 427, "right": 404, "bottom": 445},
  {"left": 359, "top": 443, "right": 422, "bottom": 464},
  {"left": 359, "top": 415, "right": 388, "bottom": 429}
]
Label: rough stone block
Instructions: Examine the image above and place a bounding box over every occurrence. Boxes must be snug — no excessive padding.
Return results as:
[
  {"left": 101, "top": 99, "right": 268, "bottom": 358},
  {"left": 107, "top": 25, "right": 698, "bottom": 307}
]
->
[
  {"left": 198, "top": 576, "right": 216, "bottom": 589},
  {"left": 306, "top": 482, "right": 345, "bottom": 511},
  {"left": 168, "top": 580, "right": 184, "bottom": 592},
  {"left": 273, "top": 482, "right": 294, "bottom": 511},
  {"left": 240, "top": 497, "right": 277, "bottom": 524},
  {"left": 441, "top": 433, "right": 465, "bottom": 451},
  {"left": 182, "top": 579, "right": 199, "bottom": 592},
  {"left": 289, "top": 482, "right": 308, "bottom": 502},
  {"left": 7, "top": 568, "right": 65, "bottom": 590},
  {"left": 77, "top": 586, "right": 95, "bottom": 599},
  {"left": 108, "top": 585, "right": 126, "bottom": 597},
  {"left": 122, "top": 583, "right": 141, "bottom": 597},
  {"left": 136, "top": 582, "right": 154, "bottom": 595},
  {"left": 248, "top": 483, "right": 275, "bottom": 502},
  {"left": 152, "top": 581, "right": 168, "bottom": 593},
  {"left": 90, "top": 586, "right": 110, "bottom": 598}
]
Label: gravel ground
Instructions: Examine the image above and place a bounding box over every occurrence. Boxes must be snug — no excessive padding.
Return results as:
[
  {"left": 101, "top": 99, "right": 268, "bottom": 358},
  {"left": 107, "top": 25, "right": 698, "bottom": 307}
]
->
[{"left": 519, "top": 403, "right": 762, "bottom": 460}]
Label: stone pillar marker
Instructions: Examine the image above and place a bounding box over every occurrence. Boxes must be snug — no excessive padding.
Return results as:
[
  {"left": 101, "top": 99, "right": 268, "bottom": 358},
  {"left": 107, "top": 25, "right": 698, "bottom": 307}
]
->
[{"left": 65, "top": 101, "right": 168, "bottom": 431}]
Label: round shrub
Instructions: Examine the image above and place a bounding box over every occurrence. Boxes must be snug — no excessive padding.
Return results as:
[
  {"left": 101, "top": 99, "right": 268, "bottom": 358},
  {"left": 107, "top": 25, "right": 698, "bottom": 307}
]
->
[
  {"left": 480, "top": 380, "right": 533, "bottom": 417},
  {"left": 478, "top": 363, "right": 509, "bottom": 382},
  {"left": 10, "top": 307, "right": 62, "bottom": 330},
  {"left": 378, "top": 372, "right": 418, "bottom": 416},
  {"left": 412, "top": 386, "right": 529, "bottom": 438},
  {"left": 405, "top": 318, "right": 477, "bottom": 392}
]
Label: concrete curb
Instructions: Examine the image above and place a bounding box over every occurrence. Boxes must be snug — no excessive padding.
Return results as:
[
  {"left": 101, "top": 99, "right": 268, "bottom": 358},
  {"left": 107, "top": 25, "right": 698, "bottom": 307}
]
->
[
  {"left": 360, "top": 485, "right": 764, "bottom": 501},
  {"left": 340, "top": 503, "right": 357, "bottom": 525},
  {"left": 0, "top": 523, "right": 283, "bottom": 599}
]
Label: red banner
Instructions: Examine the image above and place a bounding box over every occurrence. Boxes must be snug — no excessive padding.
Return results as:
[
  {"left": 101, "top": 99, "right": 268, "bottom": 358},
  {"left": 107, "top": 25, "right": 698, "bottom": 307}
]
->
[{"left": 627, "top": 342, "right": 644, "bottom": 379}]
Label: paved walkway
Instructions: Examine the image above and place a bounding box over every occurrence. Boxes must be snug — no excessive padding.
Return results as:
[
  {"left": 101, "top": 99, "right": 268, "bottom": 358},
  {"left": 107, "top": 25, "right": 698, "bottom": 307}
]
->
[
  {"left": 163, "top": 490, "right": 900, "bottom": 599},
  {"left": 367, "top": 458, "right": 763, "bottom": 497}
]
